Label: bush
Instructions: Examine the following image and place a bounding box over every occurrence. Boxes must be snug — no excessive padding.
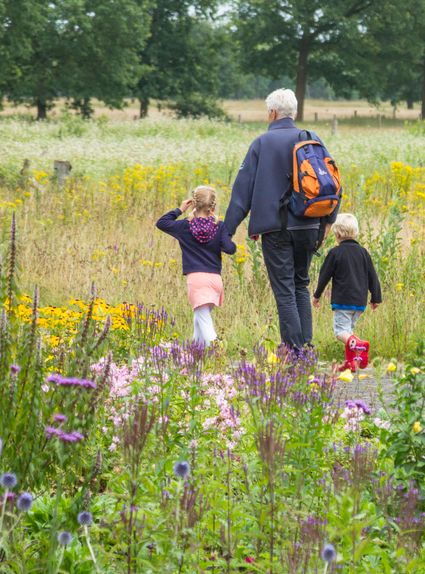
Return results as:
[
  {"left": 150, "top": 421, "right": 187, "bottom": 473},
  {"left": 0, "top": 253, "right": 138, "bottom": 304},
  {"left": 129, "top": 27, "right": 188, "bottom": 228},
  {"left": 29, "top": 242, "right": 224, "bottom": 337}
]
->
[{"left": 170, "top": 93, "right": 228, "bottom": 120}]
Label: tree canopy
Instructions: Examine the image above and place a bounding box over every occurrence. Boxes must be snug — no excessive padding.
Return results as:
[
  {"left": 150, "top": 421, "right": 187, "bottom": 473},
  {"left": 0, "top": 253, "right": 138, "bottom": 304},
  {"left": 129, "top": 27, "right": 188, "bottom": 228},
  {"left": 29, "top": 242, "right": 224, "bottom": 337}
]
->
[{"left": 0, "top": 0, "right": 423, "bottom": 119}]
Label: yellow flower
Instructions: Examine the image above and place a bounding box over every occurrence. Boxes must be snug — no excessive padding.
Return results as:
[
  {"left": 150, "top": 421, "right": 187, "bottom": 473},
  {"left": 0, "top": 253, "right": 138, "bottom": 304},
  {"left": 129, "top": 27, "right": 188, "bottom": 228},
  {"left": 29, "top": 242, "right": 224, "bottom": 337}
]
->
[
  {"left": 386, "top": 362, "right": 397, "bottom": 373},
  {"left": 359, "top": 374, "right": 369, "bottom": 380},
  {"left": 413, "top": 422, "right": 422, "bottom": 433},
  {"left": 395, "top": 283, "right": 404, "bottom": 291},
  {"left": 267, "top": 352, "right": 278, "bottom": 365},
  {"left": 410, "top": 367, "right": 421, "bottom": 376},
  {"left": 338, "top": 370, "right": 353, "bottom": 383}
]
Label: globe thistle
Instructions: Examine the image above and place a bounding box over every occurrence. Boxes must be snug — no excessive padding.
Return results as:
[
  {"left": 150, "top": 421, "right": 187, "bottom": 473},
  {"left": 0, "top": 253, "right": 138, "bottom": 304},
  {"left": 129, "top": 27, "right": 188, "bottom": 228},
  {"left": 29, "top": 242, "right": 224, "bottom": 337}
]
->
[
  {"left": 173, "top": 460, "right": 190, "bottom": 480},
  {"left": 77, "top": 511, "right": 93, "bottom": 526},
  {"left": 57, "top": 531, "right": 73, "bottom": 546},
  {"left": 17, "top": 492, "right": 33, "bottom": 512},
  {"left": 0, "top": 472, "right": 17, "bottom": 489},
  {"left": 321, "top": 543, "right": 337, "bottom": 562}
]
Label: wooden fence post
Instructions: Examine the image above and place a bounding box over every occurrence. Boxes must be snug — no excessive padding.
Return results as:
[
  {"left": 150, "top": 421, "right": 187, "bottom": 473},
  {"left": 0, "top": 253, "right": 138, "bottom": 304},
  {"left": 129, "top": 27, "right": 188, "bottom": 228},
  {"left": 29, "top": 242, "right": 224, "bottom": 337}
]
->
[
  {"left": 331, "top": 114, "right": 338, "bottom": 135},
  {"left": 54, "top": 160, "right": 72, "bottom": 188},
  {"left": 314, "top": 112, "right": 318, "bottom": 122}
]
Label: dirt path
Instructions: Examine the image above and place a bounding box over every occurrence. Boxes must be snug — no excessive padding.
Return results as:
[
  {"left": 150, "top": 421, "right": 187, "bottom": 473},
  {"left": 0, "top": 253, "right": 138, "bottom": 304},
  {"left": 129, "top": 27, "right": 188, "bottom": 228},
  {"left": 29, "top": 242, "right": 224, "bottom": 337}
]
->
[{"left": 333, "top": 369, "right": 395, "bottom": 411}]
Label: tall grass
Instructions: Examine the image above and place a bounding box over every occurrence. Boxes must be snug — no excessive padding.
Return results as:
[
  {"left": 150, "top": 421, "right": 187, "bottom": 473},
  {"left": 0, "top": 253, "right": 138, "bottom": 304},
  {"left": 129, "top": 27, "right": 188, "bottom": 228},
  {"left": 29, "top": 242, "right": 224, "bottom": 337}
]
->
[{"left": 0, "top": 116, "right": 424, "bottom": 359}]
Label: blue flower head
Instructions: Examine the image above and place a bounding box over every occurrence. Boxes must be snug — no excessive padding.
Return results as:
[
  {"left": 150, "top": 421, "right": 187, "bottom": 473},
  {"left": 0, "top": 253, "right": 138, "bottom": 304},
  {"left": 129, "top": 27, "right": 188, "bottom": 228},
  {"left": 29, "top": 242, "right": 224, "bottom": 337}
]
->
[
  {"left": 173, "top": 460, "right": 190, "bottom": 479},
  {"left": 321, "top": 543, "right": 337, "bottom": 563},
  {"left": 77, "top": 511, "right": 93, "bottom": 526},
  {"left": 17, "top": 492, "right": 33, "bottom": 512},
  {"left": 57, "top": 531, "right": 73, "bottom": 546},
  {"left": 0, "top": 473, "right": 17, "bottom": 489}
]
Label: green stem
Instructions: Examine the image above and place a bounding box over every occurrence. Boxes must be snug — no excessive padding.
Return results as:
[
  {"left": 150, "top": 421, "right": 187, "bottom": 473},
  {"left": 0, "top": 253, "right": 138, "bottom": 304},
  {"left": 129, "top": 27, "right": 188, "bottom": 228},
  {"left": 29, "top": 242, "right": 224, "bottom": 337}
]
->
[
  {"left": 55, "top": 547, "right": 64, "bottom": 574},
  {"left": 0, "top": 490, "right": 9, "bottom": 536},
  {"left": 323, "top": 563, "right": 329, "bottom": 574},
  {"left": 85, "top": 525, "right": 100, "bottom": 572}
]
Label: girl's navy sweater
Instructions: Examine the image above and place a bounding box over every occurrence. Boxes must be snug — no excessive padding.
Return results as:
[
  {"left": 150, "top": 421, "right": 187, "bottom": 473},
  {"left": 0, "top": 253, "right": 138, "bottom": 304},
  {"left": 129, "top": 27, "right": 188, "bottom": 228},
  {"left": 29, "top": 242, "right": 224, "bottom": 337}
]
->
[{"left": 156, "top": 208, "right": 236, "bottom": 275}]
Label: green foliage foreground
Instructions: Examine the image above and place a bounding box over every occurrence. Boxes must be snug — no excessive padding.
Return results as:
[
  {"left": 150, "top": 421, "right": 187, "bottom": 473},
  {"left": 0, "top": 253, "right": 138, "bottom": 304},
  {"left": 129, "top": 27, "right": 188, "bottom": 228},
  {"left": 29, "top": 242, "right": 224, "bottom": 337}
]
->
[{"left": 0, "top": 218, "right": 424, "bottom": 573}]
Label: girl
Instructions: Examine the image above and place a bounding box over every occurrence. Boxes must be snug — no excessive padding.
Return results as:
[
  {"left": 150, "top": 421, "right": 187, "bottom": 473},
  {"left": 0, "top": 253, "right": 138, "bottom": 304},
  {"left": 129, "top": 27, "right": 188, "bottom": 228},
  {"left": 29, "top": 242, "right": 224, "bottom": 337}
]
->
[{"left": 156, "top": 186, "right": 236, "bottom": 346}]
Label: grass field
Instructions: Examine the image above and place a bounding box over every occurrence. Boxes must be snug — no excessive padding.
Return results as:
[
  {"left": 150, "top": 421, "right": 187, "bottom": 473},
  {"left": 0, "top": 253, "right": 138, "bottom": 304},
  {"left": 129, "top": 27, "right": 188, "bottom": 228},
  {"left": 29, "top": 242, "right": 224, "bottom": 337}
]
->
[
  {"left": 0, "top": 104, "right": 424, "bottom": 360},
  {"left": 0, "top": 101, "right": 424, "bottom": 573}
]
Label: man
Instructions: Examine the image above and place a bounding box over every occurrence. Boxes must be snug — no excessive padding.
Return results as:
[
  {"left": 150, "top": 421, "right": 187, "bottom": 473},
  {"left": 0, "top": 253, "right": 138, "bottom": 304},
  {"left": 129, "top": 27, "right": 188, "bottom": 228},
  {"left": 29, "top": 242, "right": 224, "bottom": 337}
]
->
[{"left": 224, "top": 88, "right": 338, "bottom": 349}]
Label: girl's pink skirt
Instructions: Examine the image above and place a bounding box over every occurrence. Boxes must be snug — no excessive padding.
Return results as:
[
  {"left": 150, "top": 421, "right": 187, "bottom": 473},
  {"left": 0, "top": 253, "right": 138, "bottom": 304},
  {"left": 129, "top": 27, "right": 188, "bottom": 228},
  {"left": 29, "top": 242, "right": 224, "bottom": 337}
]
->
[{"left": 187, "top": 272, "right": 224, "bottom": 310}]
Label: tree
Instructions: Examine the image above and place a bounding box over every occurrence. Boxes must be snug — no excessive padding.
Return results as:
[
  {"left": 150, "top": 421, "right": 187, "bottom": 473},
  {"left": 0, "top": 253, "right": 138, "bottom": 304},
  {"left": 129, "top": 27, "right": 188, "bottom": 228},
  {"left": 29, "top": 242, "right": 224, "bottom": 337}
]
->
[
  {"left": 61, "top": 0, "right": 151, "bottom": 119},
  {"left": 234, "top": 0, "right": 378, "bottom": 120},
  {"left": 135, "top": 0, "right": 221, "bottom": 118},
  {"left": 0, "top": 0, "right": 151, "bottom": 119}
]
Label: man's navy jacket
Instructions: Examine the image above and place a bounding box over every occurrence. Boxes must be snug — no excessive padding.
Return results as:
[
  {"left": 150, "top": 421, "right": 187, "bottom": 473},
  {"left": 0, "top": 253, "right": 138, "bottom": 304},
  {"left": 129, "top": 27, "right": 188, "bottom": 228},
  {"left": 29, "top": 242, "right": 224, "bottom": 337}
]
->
[{"left": 224, "top": 117, "right": 338, "bottom": 237}]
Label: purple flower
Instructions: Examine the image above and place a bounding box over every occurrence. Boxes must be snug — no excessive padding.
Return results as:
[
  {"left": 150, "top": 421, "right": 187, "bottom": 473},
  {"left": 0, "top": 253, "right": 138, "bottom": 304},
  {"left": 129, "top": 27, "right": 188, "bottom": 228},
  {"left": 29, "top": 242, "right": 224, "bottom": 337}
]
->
[
  {"left": 10, "top": 364, "right": 20, "bottom": 376},
  {"left": 17, "top": 492, "right": 33, "bottom": 512},
  {"left": 46, "top": 374, "right": 96, "bottom": 389},
  {"left": 173, "top": 460, "right": 190, "bottom": 479},
  {"left": 45, "top": 426, "right": 62, "bottom": 438},
  {"left": 77, "top": 511, "right": 93, "bottom": 526},
  {"left": 53, "top": 413, "right": 67, "bottom": 423},
  {"left": 45, "top": 427, "right": 84, "bottom": 443},
  {"left": 0, "top": 473, "right": 17, "bottom": 489},
  {"left": 345, "top": 399, "right": 371, "bottom": 415},
  {"left": 322, "top": 543, "right": 337, "bottom": 562},
  {"left": 57, "top": 531, "right": 73, "bottom": 546},
  {"left": 60, "top": 431, "right": 84, "bottom": 443}
]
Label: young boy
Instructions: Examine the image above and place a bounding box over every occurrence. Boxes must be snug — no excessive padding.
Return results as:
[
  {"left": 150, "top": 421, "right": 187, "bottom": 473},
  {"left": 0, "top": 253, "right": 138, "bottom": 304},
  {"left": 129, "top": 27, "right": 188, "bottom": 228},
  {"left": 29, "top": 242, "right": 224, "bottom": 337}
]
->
[{"left": 312, "top": 213, "right": 382, "bottom": 372}]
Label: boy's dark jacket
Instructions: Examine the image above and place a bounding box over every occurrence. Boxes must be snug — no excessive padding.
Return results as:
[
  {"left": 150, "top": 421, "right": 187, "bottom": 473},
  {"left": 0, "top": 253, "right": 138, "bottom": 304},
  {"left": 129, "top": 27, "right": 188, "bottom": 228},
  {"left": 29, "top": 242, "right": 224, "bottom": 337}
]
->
[
  {"left": 224, "top": 117, "right": 338, "bottom": 237},
  {"left": 156, "top": 208, "right": 236, "bottom": 275},
  {"left": 314, "top": 239, "right": 382, "bottom": 307}
]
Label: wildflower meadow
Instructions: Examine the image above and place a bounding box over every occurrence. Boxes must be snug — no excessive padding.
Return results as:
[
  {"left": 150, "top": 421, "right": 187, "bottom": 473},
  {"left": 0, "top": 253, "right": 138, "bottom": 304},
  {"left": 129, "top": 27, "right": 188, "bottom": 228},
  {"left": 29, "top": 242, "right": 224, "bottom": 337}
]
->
[{"left": 0, "top": 113, "right": 424, "bottom": 572}]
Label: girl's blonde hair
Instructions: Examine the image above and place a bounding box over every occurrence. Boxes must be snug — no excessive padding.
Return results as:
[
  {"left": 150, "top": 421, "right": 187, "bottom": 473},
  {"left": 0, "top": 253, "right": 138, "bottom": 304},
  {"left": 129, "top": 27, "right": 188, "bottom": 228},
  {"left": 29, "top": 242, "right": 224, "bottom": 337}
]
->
[
  {"left": 189, "top": 185, "right": 218, "bottom": 222},
  {"left": 332, "top": 213, "right": 359, "bottom": 240}
]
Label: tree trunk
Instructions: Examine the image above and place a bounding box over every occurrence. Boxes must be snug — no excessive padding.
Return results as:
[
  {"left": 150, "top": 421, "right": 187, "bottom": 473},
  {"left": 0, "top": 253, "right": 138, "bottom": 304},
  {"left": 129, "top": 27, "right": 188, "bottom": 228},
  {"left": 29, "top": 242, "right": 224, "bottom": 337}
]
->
[
  {"left": 36, "top": 98, "right": 47, "bottom": 121},
  {"left": 81, "top": 98, "right": 93, "bottom": 120},
  {"left": 139, "top": 98, "right": 149, "bottom": 118},
  {"left": 406, "top": 98, "right": 414, "bottom": 110},
  {"left": 422, "top": 56, "right": 425, "bottom": 120},
  {"left": 295, "top": 37, "right": 310, "bottom": 122}
]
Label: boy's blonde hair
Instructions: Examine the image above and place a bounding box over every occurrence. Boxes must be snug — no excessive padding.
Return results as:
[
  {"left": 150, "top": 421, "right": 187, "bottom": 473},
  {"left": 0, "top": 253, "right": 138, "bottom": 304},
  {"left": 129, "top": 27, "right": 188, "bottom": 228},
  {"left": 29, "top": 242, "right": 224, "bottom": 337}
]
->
[
  {"left": 190, "top": 185, "right": 218, "bottom": 222},
  {"left": 332, "top": 213, "right": 359, "bottom": 240}
]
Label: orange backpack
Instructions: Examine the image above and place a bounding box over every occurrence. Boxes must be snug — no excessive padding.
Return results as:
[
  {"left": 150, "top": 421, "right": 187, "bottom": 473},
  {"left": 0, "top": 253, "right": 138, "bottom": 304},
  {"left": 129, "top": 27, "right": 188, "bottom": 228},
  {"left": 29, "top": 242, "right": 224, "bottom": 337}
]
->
[{"left": 290, "top": 131, "right": 342, "bottom": 218}]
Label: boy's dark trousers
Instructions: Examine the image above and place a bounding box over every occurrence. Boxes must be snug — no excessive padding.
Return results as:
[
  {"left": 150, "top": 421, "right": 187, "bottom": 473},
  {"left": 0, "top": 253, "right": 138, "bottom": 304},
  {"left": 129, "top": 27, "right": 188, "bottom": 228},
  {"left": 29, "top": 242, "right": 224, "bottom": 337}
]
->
[{"left": 261, "top": 227, "right": 319, "bottom": 349}]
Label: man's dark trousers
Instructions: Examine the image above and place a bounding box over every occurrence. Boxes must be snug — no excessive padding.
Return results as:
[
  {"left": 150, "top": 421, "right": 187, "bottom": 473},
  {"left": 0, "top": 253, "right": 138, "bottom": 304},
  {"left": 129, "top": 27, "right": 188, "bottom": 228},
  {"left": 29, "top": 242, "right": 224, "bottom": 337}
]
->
[{"left": 262, "top": 227, "right": 319, "bottom": 349}]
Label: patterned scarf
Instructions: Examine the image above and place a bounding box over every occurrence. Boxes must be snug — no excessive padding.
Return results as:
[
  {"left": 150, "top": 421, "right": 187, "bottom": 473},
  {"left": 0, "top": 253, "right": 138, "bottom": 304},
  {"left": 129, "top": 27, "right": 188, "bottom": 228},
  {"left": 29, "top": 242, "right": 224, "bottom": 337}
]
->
[{"left": 189, "top": 216, "right": 219, "bottom": 243}]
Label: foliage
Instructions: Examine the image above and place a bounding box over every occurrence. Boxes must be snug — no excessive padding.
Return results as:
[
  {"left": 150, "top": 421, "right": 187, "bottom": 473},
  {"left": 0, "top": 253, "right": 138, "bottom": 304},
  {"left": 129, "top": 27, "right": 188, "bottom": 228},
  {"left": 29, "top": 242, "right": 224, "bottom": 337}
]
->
[
  {"left": 0, "top": 0, "right": 150, "bottom": 119},
  {"left": 0, "top": 212, "right": 422, "bottom": 571},
  {"left": 234, "top": 0, "right": 380, "bottom": 119},
  {"left": 384, "top": 345, "right": 425, "bottom": 481}
]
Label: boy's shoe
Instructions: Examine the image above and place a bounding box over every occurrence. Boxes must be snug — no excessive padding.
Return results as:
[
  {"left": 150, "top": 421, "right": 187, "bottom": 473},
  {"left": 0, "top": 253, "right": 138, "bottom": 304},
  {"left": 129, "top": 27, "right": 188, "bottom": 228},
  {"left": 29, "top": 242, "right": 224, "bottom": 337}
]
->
[{"left": 345, "top": 335, "right": 369, "bottom": 370}]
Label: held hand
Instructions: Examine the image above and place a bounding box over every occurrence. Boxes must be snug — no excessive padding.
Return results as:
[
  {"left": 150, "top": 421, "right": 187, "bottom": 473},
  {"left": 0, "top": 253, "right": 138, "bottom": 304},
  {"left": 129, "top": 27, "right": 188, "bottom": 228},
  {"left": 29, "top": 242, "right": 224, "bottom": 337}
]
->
[
  {"left": 370, "top": 302, "right": 379, "bottom": 311},
  {"left": 180, "top": 198, "right": 193, "bottom": 213},
  {"left": 312, "top": 297, "right": 320, "bottom": 309}
]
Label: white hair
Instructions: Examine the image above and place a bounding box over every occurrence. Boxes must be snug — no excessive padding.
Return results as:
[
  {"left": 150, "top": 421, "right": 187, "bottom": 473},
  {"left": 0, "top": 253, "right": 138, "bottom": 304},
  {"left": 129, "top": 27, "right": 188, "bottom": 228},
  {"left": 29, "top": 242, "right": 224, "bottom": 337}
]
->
[
  {"left": 332, "top": 213, "right": 359, "bottom": 240},
  {"left": 265, "top": 88, "right": 298, "bottom": 119}
]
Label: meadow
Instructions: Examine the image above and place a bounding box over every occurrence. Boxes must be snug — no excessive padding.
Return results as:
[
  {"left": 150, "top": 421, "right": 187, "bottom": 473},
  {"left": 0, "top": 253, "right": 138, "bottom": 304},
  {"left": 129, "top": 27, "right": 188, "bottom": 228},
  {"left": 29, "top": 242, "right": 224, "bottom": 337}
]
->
[
  {"left": 0, "top": 107, "right": 424, "bottom": 572},
  {"left": 0, "top": 110, "right": 423, "bottom": 358}
]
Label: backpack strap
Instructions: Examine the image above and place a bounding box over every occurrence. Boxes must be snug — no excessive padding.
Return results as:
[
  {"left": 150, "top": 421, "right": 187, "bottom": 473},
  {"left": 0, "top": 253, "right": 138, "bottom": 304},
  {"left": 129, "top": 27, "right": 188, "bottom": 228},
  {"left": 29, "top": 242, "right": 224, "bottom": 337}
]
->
[{"left": 298, "top": 129, "right": 313, "bottom": 142}]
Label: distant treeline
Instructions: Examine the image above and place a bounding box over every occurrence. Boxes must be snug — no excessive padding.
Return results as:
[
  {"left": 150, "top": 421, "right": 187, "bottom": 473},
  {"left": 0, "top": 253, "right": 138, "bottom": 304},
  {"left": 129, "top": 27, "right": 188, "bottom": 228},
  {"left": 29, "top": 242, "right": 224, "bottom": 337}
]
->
[{"left": 0, "top": 1, "right": 423, "bottom": 121}]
